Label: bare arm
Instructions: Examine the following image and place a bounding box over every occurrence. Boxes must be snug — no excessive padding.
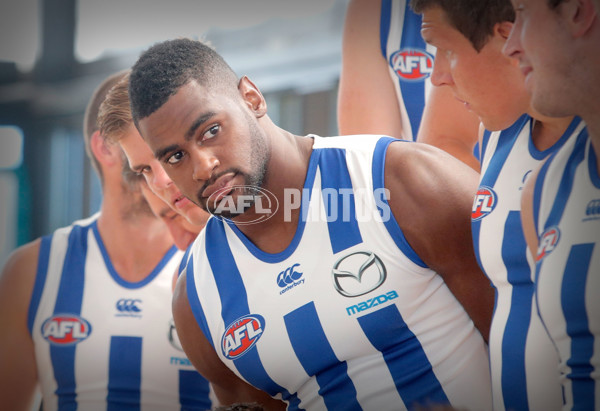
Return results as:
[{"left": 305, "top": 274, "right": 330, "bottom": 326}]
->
[
  {"left": 172, "top": 273, "right": 286, "bottom": 410},
  {"left": 337, "top": 0, "right": 405, "bottom": 139},
  {"left": 0, "top": 240, "right": 41, "bottom": 410},
  {"left": 417, "top": 85, "right": 481, "bottom": 171},
  {"left": 385, "top": 142, "right": 493, "bottom": 340}
]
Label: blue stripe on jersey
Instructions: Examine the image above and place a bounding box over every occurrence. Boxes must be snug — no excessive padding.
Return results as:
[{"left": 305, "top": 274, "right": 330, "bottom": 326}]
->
[
  {"left": 399, "top": 5, "right": 427, "bottom": 138},
  {"left": 107, "top": 336, "right": 142, "bottom": 410},
  {"left": 562, "top": 243, "right": 596, "bottom": 410},
  {"left": 92, "top": 221, "right": 178, "bottom": 289},
  {"left": 284, "top": 302, "right": 361, "bottom": 410},
  {"left": 380, "top": 0, "right": 392, "bottom": 58},
  {"left": 227, "top": 148, "right": 321, "bottom": 263},
  {"left": 178, "top": 244, "right": 193, "bottom": 276},
  {"left": 28, "top": 234, "right": 52, "bottom": 334},
  {"left": 179, "top": 369, "right": 211, "bottom": 410},
  {"left": 532, "top": 150, "right": 556, "bottom": 236},
  {"left": 500, "top": 212, "right": 532, "bottom": 411},
  {"left": 543, "top": 130, "right": 588, "bottom": 229},
  {"left": 185, "top": 255, "right": 214, "bottom": 348},
  {"left": 318, "top": 149, "right": 363, "bottom": 254},
  {"left": 480, "top": 129, "right": 493, "bottom": 160},
  {"left": 479, "top": 115, "right": 529, "bottom": 189},
  {"left": 51, "top": 224, "right": 90, "bottom": 411},
  {"left": 357, "top": 304, "right": 449, "bottom": 409},
  {"left": 204, "top": 219, "right": 302, "bottom": 409},
  {"left": 372, "top": 137, "right": 427, "bottom": 267},
  {"left": 588, "top": 137, "right": 600, "bottom": 188}
]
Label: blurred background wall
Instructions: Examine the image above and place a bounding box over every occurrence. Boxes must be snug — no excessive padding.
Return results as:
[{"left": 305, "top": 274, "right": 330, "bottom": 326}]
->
[{"left": 0, "top": 0, "right": 349, "bottom": 268}]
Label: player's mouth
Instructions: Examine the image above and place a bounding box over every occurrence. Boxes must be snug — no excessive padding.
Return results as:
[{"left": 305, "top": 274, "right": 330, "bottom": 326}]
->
[
  {"left": 172, "top": 194, "right": 192, "bottom": 210},
  {"left": 201, "top": 172, "right": 237, "bottom": 203}
]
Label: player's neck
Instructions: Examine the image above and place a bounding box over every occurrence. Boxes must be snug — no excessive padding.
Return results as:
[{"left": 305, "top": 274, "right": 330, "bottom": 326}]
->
[
  {"left": 529, "top": 113, "right": 575, "bottom": 152},
  {"left": 234, "top": 129, "right": 314, "bottom": 254},
  {"left": 96, "top": 195, "right": 174, "bottom": 282}
]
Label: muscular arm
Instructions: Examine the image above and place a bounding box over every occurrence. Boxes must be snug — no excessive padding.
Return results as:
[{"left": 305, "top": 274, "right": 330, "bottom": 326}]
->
[
  {"left": 417, "top": 85, "right": 481, "bottom": 171},
  {"left": 337, "top": 0, "right": 405, "bottom": 139},
  {"left": 172, "top": 273, "right": 286, "bottom": 411},
  {"left": 385, "top": 142, "right": 493, "bottom": 340},
  {"left": 0, "top": 240, "right": 41, "bottom": 410}
]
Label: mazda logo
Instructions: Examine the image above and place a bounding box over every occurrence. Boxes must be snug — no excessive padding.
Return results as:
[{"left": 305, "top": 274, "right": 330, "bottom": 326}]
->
[{"left": 332, "top": 251, "right": 387, "bottom": 297}]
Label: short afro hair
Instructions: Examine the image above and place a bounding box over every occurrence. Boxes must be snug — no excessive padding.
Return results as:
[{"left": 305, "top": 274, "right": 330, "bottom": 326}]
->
[{"left": 129, "top": 38, "right": 239, "bottom": 124}]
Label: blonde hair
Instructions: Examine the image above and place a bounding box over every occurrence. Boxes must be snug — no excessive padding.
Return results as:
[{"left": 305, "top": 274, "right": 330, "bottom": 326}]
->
[
  {"left": 97, "top": 69, "right": 134, "bottom": 144},
  {"left": 83, "top": 69, "right": 129, "bottom": 180}
]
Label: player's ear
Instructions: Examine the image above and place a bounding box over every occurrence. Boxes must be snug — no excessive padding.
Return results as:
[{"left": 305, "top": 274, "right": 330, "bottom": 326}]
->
[
  {"left": 495, "top": 21, "right": 514, "bottom": 40},
  {"left": 90, "top": 130, "right": 121, "bottom": 167},
  {"left": 564, "top": 0, "right": 597, "bottom": 38},
  {"left": 238, "top": 76, "right": 267, "bottom": 118}
]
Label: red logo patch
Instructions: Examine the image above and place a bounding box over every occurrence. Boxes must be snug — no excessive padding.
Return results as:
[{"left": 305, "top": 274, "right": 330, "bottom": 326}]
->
[
  {"left": 221, "top": 314, "right": 265, "bottom": 360},
  {"left": 536, "top": 226, "right": 560, "bottom": 262},
  {"left": 472, "top": 187, "right": 497, "bottom": 221},
  {"left": 390, "top": 48, "right": 434, "bottom": 81},
  {"left": 41, "top": 315, "right": 92, "bottom": 345}
]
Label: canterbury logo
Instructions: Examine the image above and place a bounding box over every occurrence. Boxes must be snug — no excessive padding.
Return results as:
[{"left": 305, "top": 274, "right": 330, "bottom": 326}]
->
[{"left": 116, "top": 299, "right": 142, "bottom": 313}]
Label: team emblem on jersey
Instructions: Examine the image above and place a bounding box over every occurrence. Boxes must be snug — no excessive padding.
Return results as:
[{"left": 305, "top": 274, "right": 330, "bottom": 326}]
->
[
  {"left": 221, "top": 314, "right": 265, "bottom": 360},
  {"left": 277, "top": 263, "right": 305, "bottom": 295},
  {"left": 585, "top": 199, "right": 600, "bottom": 220},
  {"left": 332, "top": 251, "right": 387, "bottom": 297},
  {"left": 472, "top": 186, "right": 497, "bottom": 221},
  {"left": 168, "top": 318, "right": 184, "bottom": 352},
  {"left": 41, "top": 314, "right": 92, "bottom": 345},
  {"left": 390, "top": 48, "right": 434, "bottom": 81},
  {"left": 536, "top": 226, "right": 560, "bottom": 262}
]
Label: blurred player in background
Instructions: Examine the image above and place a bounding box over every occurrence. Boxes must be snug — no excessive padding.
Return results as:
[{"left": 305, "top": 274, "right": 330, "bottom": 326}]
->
[
  {"left": 504, "top": 0, "right": 600, "bottom": 408},
  {"left": 0, "top": 70, "right": 213, "bottom": 410},
  {"left": 412, "top": 0, "right": 586, "bottom": 409}
]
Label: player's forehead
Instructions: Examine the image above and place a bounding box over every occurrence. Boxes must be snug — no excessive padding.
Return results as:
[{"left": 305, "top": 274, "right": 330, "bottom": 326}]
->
[{"left": 421, "top": 6, "right": 460, "bottom": 43}]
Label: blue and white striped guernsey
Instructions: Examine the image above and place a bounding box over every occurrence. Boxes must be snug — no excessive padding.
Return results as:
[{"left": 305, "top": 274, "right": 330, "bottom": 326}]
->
[
  {"left": 473, "top": 115, "right": 585, "bottom": 411},
  {"left": 533, "top": 129, "right": 600, "bottom": 411},
  {"left": 380, "top": 0, "right": 435, "bottom": 141},
  {"left": 186, "top": 135, "right": 492, "bottom": 411},
  {"left": 29, "top": 215, "right": 213, "bottom": 411}
]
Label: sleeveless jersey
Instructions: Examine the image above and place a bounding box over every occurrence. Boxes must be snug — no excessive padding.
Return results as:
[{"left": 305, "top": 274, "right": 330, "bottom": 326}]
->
[
  {"left": 380, "top": 0, "right": 434, "bottom": 141},
  {"left": 185, "top": 135, "right": 492, "bottom": 411},
  {"left": 28, "top": 215, "right": 213, "bottom": 411},
  {"left": 533, "top": 129, "right": 600, "bottom": 411},
  {"left": 472, "top": 115, "right": 585, "bottom": 411}
]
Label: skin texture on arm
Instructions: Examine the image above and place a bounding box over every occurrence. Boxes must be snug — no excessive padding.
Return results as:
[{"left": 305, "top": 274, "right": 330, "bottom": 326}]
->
[
  {"left": 172, "top": 273, "right": 286, "bottom": 411},
  {"left": 0, "top": 240, "right": 41, "bottom": 410},
  {"left": 337, "top": 0, "right": 405, "bottom": 139},
  {"left": 385, "top": 141, "right": 493, "bottom": 339},
  {"left": 417, "top": 85, "right": 481, "bottom": 171}
]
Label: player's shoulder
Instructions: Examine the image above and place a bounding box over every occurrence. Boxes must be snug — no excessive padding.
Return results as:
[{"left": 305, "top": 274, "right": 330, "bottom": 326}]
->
[{"left": 0, "top": 238, "right": 42, "bottom": 309}]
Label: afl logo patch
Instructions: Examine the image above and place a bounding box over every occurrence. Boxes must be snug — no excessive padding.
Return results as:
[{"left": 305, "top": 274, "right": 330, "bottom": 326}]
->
[
  {"left": 41, "top": 315, "right": 92, "bottom": 345},
  {"left": 536, "top": 226, "right": 560, "bottom": 262},
  {"left": 221, "top": 314, "right": 265, "bottom": 360},
  {"left": 472, "top": 187, "right": 497, "bottom": 221},
  {"left": 390, "top": 48, "right": 434, "bottom": 81}
]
